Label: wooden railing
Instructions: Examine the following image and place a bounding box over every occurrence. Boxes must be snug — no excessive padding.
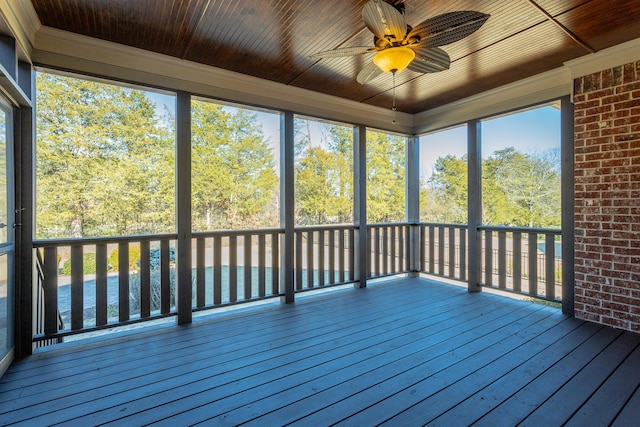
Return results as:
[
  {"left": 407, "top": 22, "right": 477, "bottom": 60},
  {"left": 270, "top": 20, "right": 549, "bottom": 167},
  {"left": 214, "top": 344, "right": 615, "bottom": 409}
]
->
[
  {"left": 294, "top": 225, "right": 356, "bottom": 291},
  {"left": 33, "top": 249, "right": 63, "bottom": 347},
  {"left": 419, "top": 223, "right": 467, "bottom": 281},
  {"left": 479, "top": 225, "right": 562, "bottom": 301},
  {"left": 418, "top": 223, "right": 562, "bottom": 302},
  {"left": 33, "top": 234, "right": 179, "bottom": 343},
  {"left": 192, "top": 228, "right": 284, "bottom": 309},
  {"left": 32, "top": 223, "right": 562, "bottom": 345},
  {"left": 367, "top": 223, "right": 413, "bottom": 278}
]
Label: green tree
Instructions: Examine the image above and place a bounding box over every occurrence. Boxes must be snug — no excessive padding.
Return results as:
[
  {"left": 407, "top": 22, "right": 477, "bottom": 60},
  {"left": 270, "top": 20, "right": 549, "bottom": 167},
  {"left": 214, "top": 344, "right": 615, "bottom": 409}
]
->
[
  {"left": 426, "top": 154, "right": 468, "bottom": 223},
  {"left": 487, "top": 147, "right": 560, "bottom": 227},
  {"left": 423, "top": 147, "right": 560, "bottom": 227},
  {"left": 367, "top": 131, "right": 405, "bottom": 223},
  {"left": 36, "top": 73, "right": 175, "bottom": 238},
  {"left": 294, "top": 121, "right": 353, "bottom": 225},
  {"left": 191, "top": 101, "right": 278, "bottom": 230}
]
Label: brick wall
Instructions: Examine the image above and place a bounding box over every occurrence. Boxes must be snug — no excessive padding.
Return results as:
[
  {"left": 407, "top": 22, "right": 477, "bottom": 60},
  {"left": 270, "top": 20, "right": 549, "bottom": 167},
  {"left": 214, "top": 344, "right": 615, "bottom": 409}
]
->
[{"left": 573, "top": 60, "right": 640, "bottom": 332}]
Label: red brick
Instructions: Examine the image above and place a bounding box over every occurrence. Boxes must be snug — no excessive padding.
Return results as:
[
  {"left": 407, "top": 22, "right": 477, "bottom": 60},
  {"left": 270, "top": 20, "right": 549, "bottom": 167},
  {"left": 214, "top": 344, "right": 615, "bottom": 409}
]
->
[
  {"left": 615, "top": 100, "right": 640, "bottom": 110},
  {"left": 576, "top": 99, "right": 600, "bottom": 110},
  {"left": 588, "top": 105, "right": 613, "bottom": 116},
  {"left": 573, "top": 62, "right": 640, "bottom": 332},
  {"left": 575, "top": 310, "right": 600, "bottom": 322},
  {"left": 601, "top": 316, "right": 629, "bottom": 329},
  {"left": 602, "top": 93, "right": 630, "bottom": 105}
]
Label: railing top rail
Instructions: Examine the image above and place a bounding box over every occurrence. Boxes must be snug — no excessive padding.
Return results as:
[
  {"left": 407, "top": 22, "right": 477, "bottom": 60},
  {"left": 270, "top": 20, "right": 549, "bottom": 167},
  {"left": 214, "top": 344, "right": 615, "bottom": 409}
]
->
[
  {"left": 194, "top": 227, "right": 285, "bottom": 238},
  {"left": 417, "top": 222, "right": 468, "bottom": 229},
  {"left": 367, "top": 222, "right": 415, "bottom": 228},
  {"left": 33, "top": 233, "right": 180, "bottom": 247},
  {"left": 294, "top": 224, "right": 357, "bottom": 232},
  {"left": 477, "top": 225, "right": 561, "bottom": 234}
]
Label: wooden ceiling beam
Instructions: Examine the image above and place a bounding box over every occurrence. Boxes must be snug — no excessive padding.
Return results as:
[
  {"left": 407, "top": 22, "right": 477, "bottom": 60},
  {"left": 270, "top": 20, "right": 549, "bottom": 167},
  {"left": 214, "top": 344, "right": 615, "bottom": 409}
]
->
[{"left": 524, "top": 0, "right": 596, "bottom": 53}]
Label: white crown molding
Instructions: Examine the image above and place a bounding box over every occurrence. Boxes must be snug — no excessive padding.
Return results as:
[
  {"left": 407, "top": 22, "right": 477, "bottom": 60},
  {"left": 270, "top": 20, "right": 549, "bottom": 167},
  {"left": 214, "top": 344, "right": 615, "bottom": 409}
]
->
[
  {"left": 0, "top": 0, "right": 40, "bottom": 60},
  {"left": 33, "top": 26, "right": 413, "bottom": 134},
  {"left": 413, "top": 67, "right": 572, "bottom": 134},
  {"left": 564, "top": 37, "right": 640, "bottom": 79}
]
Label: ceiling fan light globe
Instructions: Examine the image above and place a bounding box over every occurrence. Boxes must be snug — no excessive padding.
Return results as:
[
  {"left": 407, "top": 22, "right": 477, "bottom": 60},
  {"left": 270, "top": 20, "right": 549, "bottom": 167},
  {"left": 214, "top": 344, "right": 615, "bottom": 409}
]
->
[{"left": 373, "top": 47, "right": 415, "bottom": 73}]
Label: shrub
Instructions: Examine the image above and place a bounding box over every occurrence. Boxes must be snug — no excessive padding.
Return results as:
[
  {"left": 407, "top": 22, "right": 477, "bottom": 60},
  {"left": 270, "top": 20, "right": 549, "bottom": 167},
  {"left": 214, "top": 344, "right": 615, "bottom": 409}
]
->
[
  {"left": 60, "top": 252, "right": 97, "bottom": 275},
  {"left": 108, "top": 244, "right": 141, "bottom": 271}
]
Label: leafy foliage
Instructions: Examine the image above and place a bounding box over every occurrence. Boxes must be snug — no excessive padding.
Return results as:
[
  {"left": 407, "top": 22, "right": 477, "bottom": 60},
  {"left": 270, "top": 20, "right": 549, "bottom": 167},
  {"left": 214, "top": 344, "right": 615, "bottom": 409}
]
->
[
  {"left": 60, "top": 252, "right": 96, "bottom": 275},
  {"left": 366, "top": 130, "right": 406, "bottom": 223},
  {"left": 191, "top": 101, "right": 279, "bottom": 230},
  {"left": 294, "top": 119, "right": 353, "bottom": 225},
  {"left": 423, "top": 147, "right": 561, "bottom": 227},
  {"left": 108, "top": 245, "right": 141, "bottom": 272},
  {"left": 36, "top": 73, "right": 175, "bottom": 238}
]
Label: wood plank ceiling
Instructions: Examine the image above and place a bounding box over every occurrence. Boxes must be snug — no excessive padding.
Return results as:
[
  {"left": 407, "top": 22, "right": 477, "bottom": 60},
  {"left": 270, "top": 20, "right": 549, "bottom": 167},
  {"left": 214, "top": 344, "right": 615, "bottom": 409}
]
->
[{"left": 30, "top": 0, "right": 640, "bottom": 114}]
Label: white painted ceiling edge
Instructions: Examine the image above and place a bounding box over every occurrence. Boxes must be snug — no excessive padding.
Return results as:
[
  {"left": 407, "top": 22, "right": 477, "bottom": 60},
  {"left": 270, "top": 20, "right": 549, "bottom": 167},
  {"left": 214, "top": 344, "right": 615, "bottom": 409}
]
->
[{"left": 2, "top": 0, "right": 639, "bottom": 136}]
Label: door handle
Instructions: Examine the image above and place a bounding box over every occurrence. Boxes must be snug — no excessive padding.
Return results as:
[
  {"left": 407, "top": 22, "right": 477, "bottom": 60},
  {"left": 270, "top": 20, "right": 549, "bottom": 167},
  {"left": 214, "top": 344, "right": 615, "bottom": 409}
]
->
[{"left": 0, "top": 223, "right": 6, "bottom": 229}]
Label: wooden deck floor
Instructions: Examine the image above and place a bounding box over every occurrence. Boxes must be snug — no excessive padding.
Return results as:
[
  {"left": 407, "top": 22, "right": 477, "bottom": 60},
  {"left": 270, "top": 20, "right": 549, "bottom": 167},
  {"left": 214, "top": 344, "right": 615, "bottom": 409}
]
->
[{"left": 1, "top": 277, "right": 639, "bottom": 426}]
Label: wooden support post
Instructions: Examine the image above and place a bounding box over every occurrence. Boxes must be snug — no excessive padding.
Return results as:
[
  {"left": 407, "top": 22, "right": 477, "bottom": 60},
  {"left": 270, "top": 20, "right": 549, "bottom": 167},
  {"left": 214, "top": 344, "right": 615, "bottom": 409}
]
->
[
  {"left": 176, "top": 91, "right": 192, "bottom": 324},
  {"left": 561, "top": 95, "right": 575, "bottom": 315},
  {"left": 406, "top": 135, "right": 420, "bottom": 275},
  {"left": 15, "top": 103, "right": 34, "bottom": 358},
  {"left": 280, "top": 112, "right": 295, "bottom": 303},
  {"left": 353, "top": 125, "right": 367, "bottom": 288},
  {"left": 467, "top": 120, "right": 482, "bottom": 292}
]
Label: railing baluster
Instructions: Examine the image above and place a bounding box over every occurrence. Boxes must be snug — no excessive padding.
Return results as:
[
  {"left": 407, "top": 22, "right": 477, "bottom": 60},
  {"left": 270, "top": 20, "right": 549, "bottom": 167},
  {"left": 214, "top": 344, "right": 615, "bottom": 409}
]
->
[
  {"left": 258, "top": 234, "right": 266, "bottom": 297},
  {"left": 428, "top": 226, "right": 435, "bottom": 274},
  {"left": 139, "top": 240, "right": 150, "bottom": 318},
  {"left": 513, "top": 232, "right": 522, "bottom": 293},
  {"left": 96, "top": 243, "right": 108, "bottom": 326},
  {"left": 339, "top": 229, "right": 345, "bottom": 282},
  {"left": 244, "top": 234, "right": 252, "bottom": 300},
  {"left": 43, "top": 246, "right": 59, "bottom": 335},
  {"left": 420, "top": 225, "right": 425, "bottom": 272},
  {"left": 448, "top": 228, "right": 455, "bottom": 278},
  {"left": 229, "top": 235, "right": 238, "bottom": 303},
  {"left": 328, "top": 230, "right": 335, "bottom": 285},
  {"left": 528, "top": 232, "right": 538, "bottom": 297},
  {"left": 438, "top": 226, "right": 445, "bottom": 276},
  {"left": 160, "top": 239, "right": 170, "bottom": 313},
  {"left": 70, "top": 245, "right": 83, "bottom": 330},
  {"left": 398, "top": 225, "right": 402, "bottom": 273},
  {"left": 196, "top": 237, "right": 205, "bottom": 308},
  {"left": 374, "top": 227, "right": 380, "bottom": 276},
  {"left": 271, "top": 232, "right": 279, "bottom": 295},
  {"left": 318, "top": 230, "right": 325, "bottom": 287},
  {"left": 546, "top": 233, "right": 556, "bottom": 299},
  {"left": 295, "top": 230, "right": 303, "bottom": 290},
  {"left": 405, "top": 225, "right": 411, "bottom": 272},
  {"left": 484, "top": 230, "right": 493, "bottom": 286},
  {"left": 213, "top": 236, "right": 222, "bottom": 305},
  {"left": 349, "top": 229, "right": 355, "bottom": 281},
  {"left": 498, "top": 231, "right": 507, "bottom": 289},
  {"left": 382, "top": 226, "right": 389, "bottom": 275},
  {"left": 390, "top": 226, "right": 396, "bottom": 274},
  {"left": 307, "top": 231, "right": 315, "bottom": 288},
  {"left": 118, "top": 242, "right": 130, "bottom": 322},
  {"left": 460, "top": 228, "right": 467, "bottom": 281}
]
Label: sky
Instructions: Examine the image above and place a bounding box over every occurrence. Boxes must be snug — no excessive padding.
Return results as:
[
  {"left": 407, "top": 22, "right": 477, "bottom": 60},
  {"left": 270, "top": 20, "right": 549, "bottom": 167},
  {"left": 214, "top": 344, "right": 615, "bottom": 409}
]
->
[{"left": 419, "top": 104, "right": 561, "bottom": 180}]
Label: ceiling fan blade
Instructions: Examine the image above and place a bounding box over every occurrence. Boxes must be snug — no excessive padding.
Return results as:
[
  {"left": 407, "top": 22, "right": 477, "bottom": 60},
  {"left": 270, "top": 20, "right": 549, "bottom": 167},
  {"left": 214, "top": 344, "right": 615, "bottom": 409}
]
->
[
  {"left": 407, "top": 48, "right": 451, "bottom": 74},
  {"left": 408, "top": 11, "right": 489, "bottom": 48},
  {"left": 310, "top": 46, "right": 377, "bottom": 59},
  {"left": 362, "top": 0, "right": 407, "bottom": 43},
  {"left": 356, "top": 61, "right": 384, "bottom": 84}
]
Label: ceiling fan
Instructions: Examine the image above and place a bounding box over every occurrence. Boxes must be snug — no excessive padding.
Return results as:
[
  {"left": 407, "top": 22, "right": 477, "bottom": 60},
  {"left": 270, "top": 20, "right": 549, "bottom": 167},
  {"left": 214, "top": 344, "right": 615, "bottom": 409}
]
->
[{"left": 311, "top": 0, "right": 490, "bottom": 85}]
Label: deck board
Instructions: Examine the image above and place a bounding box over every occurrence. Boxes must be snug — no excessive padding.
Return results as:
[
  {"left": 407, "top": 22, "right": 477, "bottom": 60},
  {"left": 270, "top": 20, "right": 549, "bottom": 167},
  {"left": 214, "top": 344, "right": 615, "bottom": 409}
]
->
[{"left": 0, "top": 277, "right": 638, "bottom": 426}]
